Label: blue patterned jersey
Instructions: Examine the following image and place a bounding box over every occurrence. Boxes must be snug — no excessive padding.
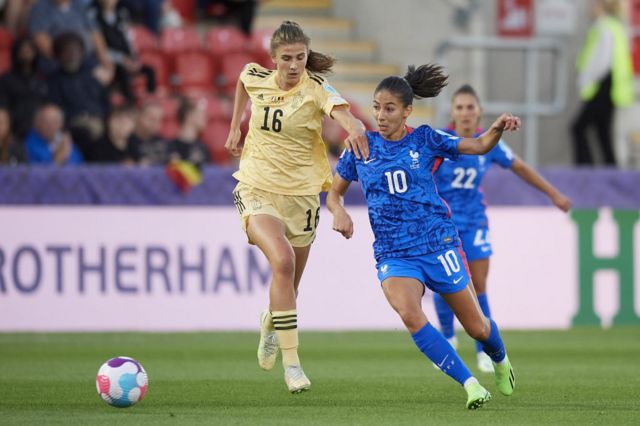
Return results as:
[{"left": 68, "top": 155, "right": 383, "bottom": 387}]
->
[
  {"left": 336, "top": 125, "right": 463, "bottom": 262},
  {"left": 434, "top": 129, "right": 514, "bottom": 232}
]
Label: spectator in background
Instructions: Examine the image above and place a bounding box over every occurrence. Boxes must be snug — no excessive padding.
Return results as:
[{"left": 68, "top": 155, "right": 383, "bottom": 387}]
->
[
  {"left": 0, "top": 107, "right": 26, "bottom": 165},
  {"left": 25, "top": 103, "right": 83, "bottom": 165},
  {"left": 28, "top": 0, "right": 113, "bottom": 72},
  {"left": 0, "top": 38, "right": 49, "bottom": 139},
  {"left": 199, "top": 0, "right": 258, "bottom": 35},
  {"left": 88, "top": 0, "right": 156, "bottom": 103},
  {"left": 89, "top": 104, "right": 139, "bottom": 163},
  {"left": 119, "top": 0, "right": 164, "bottom": 34},
  {"left": 1, "top": 0, "right": 37, "bottom": 36},
  {"left": 571, "top": 0, "right": 634, "bottom": 166},
  {"left": 129, "top": 100, "right": 167, "bottom": 164},
  {"left": 168, "top": 97, "right": 209, "bottom": 166},
  {"left": 159, "top": 0, "right": 182, "bottom": 29},
  {"left": 47, "top": 32, "right": 110, "bottom": 157}
]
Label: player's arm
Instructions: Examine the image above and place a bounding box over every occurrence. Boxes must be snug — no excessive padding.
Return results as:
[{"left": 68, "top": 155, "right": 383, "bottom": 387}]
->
[
  {"left": 327, "top": 173, "right": 354, "bottom": 239},
  {"left": 330, "top": 105, "right": 369, "bottom": 160},
  {"left": 224, "top": 78, "right": 250, "bottom": 156},
  {"left": 510, "top": 158, "right": 572, "bottom": 212},
  {"left": 457, "top": 113, "right": 521, "bottom": 155}
]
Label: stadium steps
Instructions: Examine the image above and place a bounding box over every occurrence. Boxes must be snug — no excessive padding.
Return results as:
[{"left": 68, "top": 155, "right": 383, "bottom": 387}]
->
[{"left": 259, "top": 0, "right": 333, "bottom": 16}]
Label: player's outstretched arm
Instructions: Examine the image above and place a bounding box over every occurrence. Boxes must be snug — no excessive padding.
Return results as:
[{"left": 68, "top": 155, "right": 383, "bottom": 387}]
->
[
  {"left": 458, "top": 113, "right": 521, "bottom": 155},
  {"left": 327, "top": 174, "right": 354, "bottom": 239},
  {"left": 510, "top": 158, "right": 572, "bottom": 212},
  {"left": 224, "top": 79, "right": 250, "bottom": 157},
  {"left": 331, "top": 105, "right": 369, "bottom": 160}
]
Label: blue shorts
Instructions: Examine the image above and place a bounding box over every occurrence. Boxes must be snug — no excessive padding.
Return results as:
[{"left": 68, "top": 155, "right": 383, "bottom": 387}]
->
[
  {"left": 460, "top": 227, "right": 493, "bottom": 262},
  {"left": 376, "top": 246, "right": 471, "bottom": 294}
]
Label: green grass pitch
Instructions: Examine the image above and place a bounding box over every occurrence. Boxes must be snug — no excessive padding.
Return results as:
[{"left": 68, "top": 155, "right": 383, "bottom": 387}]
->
[{"left": 1, "top": 328, "right": 639, "bottom": 425}]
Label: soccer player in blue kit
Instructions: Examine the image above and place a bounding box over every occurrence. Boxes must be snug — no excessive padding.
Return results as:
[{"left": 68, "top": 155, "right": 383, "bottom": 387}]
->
[
  {"left": 433, "top": 85, "right": 572, "bottom": 373},
  {"left": 327, "top": 64, "right": 519, "bottom": 409}
]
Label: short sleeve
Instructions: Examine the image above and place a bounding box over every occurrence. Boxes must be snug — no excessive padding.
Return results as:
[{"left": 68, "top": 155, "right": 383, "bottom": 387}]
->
[
  {"left": 490, "top": 139, "right": 515, "bottom": 169},
  {"left": 315, "top": 79, "right": 349, "bottom": 117},
  {"left": 335, "top": 148, "right": 358, "bottom": 182},
  {"left": 424, "top": 126, "right": 460, "bottom": 160},
  {"left": 238, "top": 63, "right": 254, "bottom": 85}
]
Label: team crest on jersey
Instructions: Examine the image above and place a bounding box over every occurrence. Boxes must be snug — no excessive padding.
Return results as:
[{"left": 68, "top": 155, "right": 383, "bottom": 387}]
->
[
  {"left": 409, "top": 150, "right": 421, "bottom": 169},
  {"left": 291, "top": 91, "right": 304, "bottom": 109}
]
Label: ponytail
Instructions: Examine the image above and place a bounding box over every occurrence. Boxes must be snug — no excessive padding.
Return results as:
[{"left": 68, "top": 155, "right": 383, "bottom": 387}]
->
[{"left": 375, "top": 63, "right": 448, "bottom": 106}]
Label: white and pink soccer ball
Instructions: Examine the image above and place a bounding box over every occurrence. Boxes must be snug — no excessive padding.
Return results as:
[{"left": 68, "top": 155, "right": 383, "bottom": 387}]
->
[{"left": 96, "top": 356, "right": 148, "bottom": 407}]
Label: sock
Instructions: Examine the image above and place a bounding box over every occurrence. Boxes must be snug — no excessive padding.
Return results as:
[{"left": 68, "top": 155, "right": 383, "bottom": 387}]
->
[
  {"left": 411, "top": 322, "right": 472, "bottom": 385},
  {"left": 433, "top": 293, "right": 455, "bottom": 339},
  {"left": 272, "top": 309, "right": 300, "bottom": 367},
  {"left": 475, "top": 293, "right": 492, "bottom": 353},
  {"left": 480, "top": 319, "right": 506, "bottom": 363}
]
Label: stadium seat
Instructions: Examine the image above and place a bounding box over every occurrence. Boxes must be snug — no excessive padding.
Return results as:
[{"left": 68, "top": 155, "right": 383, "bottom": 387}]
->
[
  {"left": 203, "top": 120, "right": 231, "bottom": 165},
  {"left": 206, "top": 26, "right": 249, "bottom": 59},
  {"left": 192, "top": 94, "right": 229, "bottom": 122},
  {"left": 160, "top": 27, "right": 202, "bottom": 56},
  {"left": 137, "top": 51, "right": 171, "bottom": 94},
  {"left": 129, "top": 25, "right": 158, "bottom": 53},
  {"left": 170, "top": 0, "right": 196, "bottom": 23},
  {"left": 250, "top": 29, "right": 274, "bottom": 68},
  {"left": 0, "top": 49, "right": 10, "bottom": 74},
  {"left": 174, "top": 51, "right": 215, "bottom": 92},
  {"left": 220, "top": 52, "right": 255, "bottom": 95},
  {"left": 0, "top": 27, "right": 13, "bottom": 50}
]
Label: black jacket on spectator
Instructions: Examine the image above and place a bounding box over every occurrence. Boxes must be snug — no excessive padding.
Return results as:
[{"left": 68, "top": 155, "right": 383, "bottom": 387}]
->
[
  {"left": 0, "top": 43, "right": 49, "bottom": 138},
  {"left": 47, "top": 68, "right": 110, "bottom": 122},
  {"left": 168, "top": 138, "right": 210, "bottom": 166},
  {"left": 89, "top": 135, "right": 140, "bottom": 164},
  {"left": 89, "top": 4, "right": 133, "bottom": 59},
  {"left": 128, "top": 133, "right": 168, "bottom": 165}
]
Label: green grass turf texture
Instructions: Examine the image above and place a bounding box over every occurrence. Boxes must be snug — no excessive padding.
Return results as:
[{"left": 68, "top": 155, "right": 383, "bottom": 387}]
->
[{"left": 1, "top": 328, "right": 639, "bottom": 425}]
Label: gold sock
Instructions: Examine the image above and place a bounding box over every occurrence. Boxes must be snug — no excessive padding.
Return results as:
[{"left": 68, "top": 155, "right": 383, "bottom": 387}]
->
[{"left": 272, "top": 309, "right": 300, "bottom": 367}]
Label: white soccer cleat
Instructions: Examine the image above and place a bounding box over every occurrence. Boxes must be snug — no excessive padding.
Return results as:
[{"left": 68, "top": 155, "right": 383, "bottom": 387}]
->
[
  {"left": 477, "top": 352, "right": 495, "bottom": 373},
  {"left": 284, "top": 365, "right": 311, "bottom": 393},
  {"left": 257, "top": 310, "right": 279, "bottom": 371}
]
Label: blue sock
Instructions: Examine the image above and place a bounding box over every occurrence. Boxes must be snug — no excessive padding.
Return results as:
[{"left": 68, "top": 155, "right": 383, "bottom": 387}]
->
[
  {"left": 480, "top": 319, "right": 506, "bottom": 363},
  {"left": 475, "top": 293, "right": 492, "bottom": 353},
  {"left": 412, "top": 322, "right": 473, "bottom": 385},
  {"left": 433, "top": 293, "right": 455, "bottom": 339}
]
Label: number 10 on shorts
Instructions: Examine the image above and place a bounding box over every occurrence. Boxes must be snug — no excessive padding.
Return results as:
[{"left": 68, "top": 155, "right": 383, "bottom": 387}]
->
[{"left": 437, "top": 249, "right": 461, "bottom": 276}]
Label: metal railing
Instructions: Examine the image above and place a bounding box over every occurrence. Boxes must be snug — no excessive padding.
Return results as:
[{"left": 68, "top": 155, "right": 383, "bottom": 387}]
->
[{"left": 435, "top": 36, "right": 569, "bottom": 166}]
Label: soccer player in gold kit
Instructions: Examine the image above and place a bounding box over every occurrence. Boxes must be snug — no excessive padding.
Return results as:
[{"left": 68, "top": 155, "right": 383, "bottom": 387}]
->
[{"left": 225, "top": 21, "right": 368, "bottom": 393}]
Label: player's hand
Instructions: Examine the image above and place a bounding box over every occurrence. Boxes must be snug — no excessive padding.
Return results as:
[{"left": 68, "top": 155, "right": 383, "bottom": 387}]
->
[
  {"left": 493, "top": 113, "right": 521, "bottom": 132},
  {"left": 551, "top": 192, "right": 572, "bottom": 212},
  {"left": 332, "top": 209, "right": 354, "bottom": 239},
  {"left": 224, "top": 127, "right": 242, "bottom": 157},
  {"left": 344, "top": 126, "right": 368, "bottom": 160}
]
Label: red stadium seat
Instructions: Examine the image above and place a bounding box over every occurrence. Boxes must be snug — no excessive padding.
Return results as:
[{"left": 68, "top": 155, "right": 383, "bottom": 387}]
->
[
  {"left": 0, "top": 27, "right": 13, "bottom": 50},
  {"left": 134, "top": 51, "right": 172, "bottom": 96},
  {"left": 170, "top": 0, "right": 196, "bottom": 23},
  {"left": 160, "top": 27, "right": 202, "bottom": 56},
  {"left": 203, "top": 120, "right": 231, "bottom": 165},
  {"left": 220, "top": 52, "right": 255, "bottom": 94},
  {"left": 0, "top": 49, "right": 10, "bottom": 74},
  {"left": 174, "top": 51, "right": 215, "bottom": 92},
  {"left": 250, "top": 28, "right": 274, "bottom": 68},
  {"left": 129, "top": 25, "right": 158, "bottom": 53},
  {"left": 185, "top": 94, "right": 228, "bottom": 122},
  {"left": 205, "top": 26, "right": 249, "bottom": 58}
]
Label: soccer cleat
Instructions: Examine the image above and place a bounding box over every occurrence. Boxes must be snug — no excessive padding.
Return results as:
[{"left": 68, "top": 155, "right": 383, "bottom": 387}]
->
[
  {"left": 257, "top": 310, "right": 279, "bottom": 371},
  {"left": 477, "top": 352, "right": 495, "bottom": 373},
  {"left": 284, "top": 365, "right": 311, "bottom": 393},
  {"left": 493, "top": 355, "right": 515, "bottom": 396},
  {"left": 465, "top": 382, "right": 492, "bottom": 410}
]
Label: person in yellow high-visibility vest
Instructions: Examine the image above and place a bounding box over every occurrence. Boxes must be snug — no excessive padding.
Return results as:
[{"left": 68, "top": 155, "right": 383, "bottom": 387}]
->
[{"left": 571, "top": 0, "right": 635, "bottom": 166}]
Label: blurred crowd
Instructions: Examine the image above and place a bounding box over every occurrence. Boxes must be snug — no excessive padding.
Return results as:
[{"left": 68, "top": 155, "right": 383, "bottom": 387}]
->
[{"left": 0, "top": 0, "right": 268, "bottom": 167}]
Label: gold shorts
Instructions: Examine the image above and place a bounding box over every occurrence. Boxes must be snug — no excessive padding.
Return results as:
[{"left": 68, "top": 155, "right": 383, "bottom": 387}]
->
[{"left": 232, "top": 182, "right": 320, "bottom": 247}]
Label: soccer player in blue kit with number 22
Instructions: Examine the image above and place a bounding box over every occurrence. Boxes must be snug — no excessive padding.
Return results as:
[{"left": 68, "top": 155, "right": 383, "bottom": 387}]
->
[{"left": 327, "top": 64, "right": 519, "bottom": 410}]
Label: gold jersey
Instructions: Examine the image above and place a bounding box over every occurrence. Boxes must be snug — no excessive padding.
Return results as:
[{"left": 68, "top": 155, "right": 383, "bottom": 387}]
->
[{"left": 232, "top": 63, "right": 349, "bottom": 195}]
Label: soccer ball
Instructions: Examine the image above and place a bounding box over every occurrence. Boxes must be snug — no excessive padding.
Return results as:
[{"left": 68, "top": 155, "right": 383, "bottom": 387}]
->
[{"left": 96, "top": 356, "right": 148, "bottom": 407}]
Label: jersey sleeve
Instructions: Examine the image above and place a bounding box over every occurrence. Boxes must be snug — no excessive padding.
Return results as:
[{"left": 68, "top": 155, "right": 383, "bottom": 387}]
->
[
  {"left": 335, "top": 148, "right": 358, "bottom": 182},
  {"left": 314, "top": 78, "right": 349, "bottom": 117},
  {"left": 424, "top": 126, "right": 461, "bottom": 160},
  {"left": 490, "top": 139, "right": 515, "bottom": 168},
  {"left": 239, "top": 62, "right": 268, "bottom": 86}
]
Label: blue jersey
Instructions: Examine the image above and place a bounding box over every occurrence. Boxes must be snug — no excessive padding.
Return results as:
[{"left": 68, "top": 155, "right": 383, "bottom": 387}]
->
[
  {"left": 336, "top": 125, "right": 462, "bottom": 262},
  {"left": 434, "top": 129, "right": 514, "bottom": 232}
]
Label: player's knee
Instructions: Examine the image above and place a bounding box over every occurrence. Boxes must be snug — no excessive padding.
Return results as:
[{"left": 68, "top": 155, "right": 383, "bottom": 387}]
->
[
  {"left": 270, "top": 252, "right": 295, "bottom": 280},
  {"left": 397, "top": 306, "right": 424, "bottom": 331},
  {"left": 466, "top": 319, "right": 490, "bottom": 341}
]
